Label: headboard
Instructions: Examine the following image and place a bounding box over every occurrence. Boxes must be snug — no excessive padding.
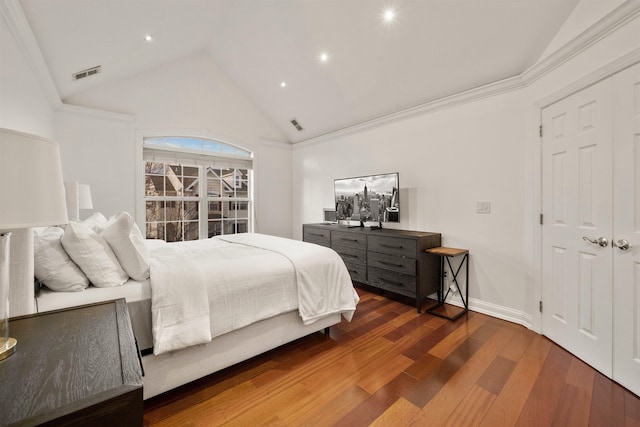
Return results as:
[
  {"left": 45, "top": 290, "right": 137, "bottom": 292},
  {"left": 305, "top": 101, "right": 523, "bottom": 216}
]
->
[{"left": 8, "top": 228, "right": 35, "bottom": 317}]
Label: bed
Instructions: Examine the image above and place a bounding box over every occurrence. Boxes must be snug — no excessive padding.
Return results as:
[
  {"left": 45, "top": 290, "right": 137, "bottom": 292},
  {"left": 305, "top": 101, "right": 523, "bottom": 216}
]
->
[{"left": 15, "top": 214, "right": 359, "bottom": 400}]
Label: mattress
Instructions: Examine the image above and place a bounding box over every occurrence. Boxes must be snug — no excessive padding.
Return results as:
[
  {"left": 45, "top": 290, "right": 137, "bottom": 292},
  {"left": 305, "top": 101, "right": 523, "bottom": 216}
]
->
[
  {"left": 36, "top": 280, "right": 154, "bottom": 350},
  {"left": 34, "top": 252, "right": 299, "bottom": 354},
  {"left": 34, "top": 234, "right": 358, "bottom": 355},
  {"left": 147, "top": 237, "right": 301, "bottom": 354},
  {"left": 34, "top": 254, "right": 299, "bottom": 354}
]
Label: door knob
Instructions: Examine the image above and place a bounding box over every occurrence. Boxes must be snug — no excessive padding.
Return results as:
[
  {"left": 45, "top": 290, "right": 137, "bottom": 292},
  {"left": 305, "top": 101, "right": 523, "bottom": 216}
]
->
[
  {"left": 612, "top": 239, "right": 632, "bottom": 251},
  {"left": 582, "top": 236, "right": 609, "bottom": 247}
]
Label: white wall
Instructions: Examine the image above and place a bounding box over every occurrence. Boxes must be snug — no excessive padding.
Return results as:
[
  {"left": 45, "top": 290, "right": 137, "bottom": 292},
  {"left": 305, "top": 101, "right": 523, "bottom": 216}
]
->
[
  {"left": 0, "top": 14, "right": 53, "bottom": 137},
  {"left": 292, "top": 1, "right": 640, "bottom": 325},
  {"left": 253, "top": 140, "right": 292, "bottom": 237},
  {"left": 54, "top": 109, "right": 136, "bottom": 219},
  {"left": 293, "top": 90, "right": 530, "bottom": 318},
  {"left": 58, "top": 52, "right": 294, "bottom": 237}
]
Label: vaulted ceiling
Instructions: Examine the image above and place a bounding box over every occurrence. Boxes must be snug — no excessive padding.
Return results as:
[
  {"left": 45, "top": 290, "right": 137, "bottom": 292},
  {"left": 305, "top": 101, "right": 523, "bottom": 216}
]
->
[{"left": 19, "top": 0, "right": 579, "bottom": 143}]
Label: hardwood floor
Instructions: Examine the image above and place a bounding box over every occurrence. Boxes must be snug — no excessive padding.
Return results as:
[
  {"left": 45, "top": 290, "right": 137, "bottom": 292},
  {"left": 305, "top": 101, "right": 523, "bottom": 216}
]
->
[{"left": 144, "top": 289, "right": 640, "bottom": 426}]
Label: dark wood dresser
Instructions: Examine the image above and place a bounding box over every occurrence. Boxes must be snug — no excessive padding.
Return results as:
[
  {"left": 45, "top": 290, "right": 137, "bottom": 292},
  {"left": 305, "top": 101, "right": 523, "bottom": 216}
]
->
[
  {"left": 303, "top": 223, "right": 441, "bottom": 312},
  {"left": 0, "top": 299, "right": 143, "bottom": 426}
]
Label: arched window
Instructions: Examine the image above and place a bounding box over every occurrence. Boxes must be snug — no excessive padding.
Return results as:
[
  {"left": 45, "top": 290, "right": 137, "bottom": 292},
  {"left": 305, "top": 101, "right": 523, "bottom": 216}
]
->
[{"left": 143, "top": 136, "right": 253, "bottom": 242}]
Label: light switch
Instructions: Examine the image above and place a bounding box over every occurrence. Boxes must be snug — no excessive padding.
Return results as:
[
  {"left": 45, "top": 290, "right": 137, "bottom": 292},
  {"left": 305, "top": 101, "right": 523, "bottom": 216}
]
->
[{"left": 476, "top": 201, "right": 491, "bottom": 214}]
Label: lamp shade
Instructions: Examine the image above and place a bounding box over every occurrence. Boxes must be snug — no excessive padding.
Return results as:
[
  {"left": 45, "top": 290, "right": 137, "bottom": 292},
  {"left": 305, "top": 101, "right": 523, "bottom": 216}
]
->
[
  {"left": 78, "top": 184, "right": 93, "bottom": 210},
  {"left": 0, "top": 128, "right": 68, "bottom": 229},
  {"left": 64, "top": 181, "right": 93, "bottom": 221}
]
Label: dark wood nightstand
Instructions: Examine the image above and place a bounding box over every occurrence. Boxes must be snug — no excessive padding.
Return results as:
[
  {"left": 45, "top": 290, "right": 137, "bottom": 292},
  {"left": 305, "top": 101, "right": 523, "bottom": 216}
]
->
[{"left": 0, "top": 299, "right": 143, "bottom": 426}]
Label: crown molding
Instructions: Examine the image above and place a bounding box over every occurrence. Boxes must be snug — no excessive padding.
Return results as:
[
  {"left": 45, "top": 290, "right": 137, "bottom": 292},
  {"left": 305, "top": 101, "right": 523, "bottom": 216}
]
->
[
  {"left": 57, "top": 103, "right": 135, "bottom": 123},
  {"left": 257, "top": 138, "right": 294, "bottom": 150},
  {"left": 296, "top": 0, "right": 640, "bottom": 146},
  {"left": 0, "top": 0, "right": 61, "bottom": 108},
  {"left": 293, "top": 74, "right": 525, "bottom": 150},
  {"left": 522, "top": 0, "right": 640, "bottom": 84},
  {"left": 535, "top": 47, "right": 640, "bottom": 110}
]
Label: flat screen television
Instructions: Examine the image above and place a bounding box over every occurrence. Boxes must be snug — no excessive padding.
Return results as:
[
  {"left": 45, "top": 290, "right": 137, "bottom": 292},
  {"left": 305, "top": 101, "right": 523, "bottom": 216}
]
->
[{"left": 334, "top": 172, "right": 399, "bottom": 225}]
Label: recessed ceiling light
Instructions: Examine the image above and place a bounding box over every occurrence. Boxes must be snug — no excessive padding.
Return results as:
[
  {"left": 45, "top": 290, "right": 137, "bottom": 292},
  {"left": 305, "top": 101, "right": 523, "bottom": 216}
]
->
[
  {"left": 144, "top": 34, "right": 153, "bottom": 42},
  {"left": 319, "top": 52, "right": 329, "bottom": 63},
  {"left": 280, "top": 81, "right": 287, "bottom": 88},
  {"left": 383, "top": 8, "right": 396, "bottom": 23}
]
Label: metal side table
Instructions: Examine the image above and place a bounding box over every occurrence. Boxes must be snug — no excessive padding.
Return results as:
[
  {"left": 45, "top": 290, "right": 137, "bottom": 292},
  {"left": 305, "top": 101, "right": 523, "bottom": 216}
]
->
[{"left": 425, "top": 247, "right": 469, "bottom": 321}]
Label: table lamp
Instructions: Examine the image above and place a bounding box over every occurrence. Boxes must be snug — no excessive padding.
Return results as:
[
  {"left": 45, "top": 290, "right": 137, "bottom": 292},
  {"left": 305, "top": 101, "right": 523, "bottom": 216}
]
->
[
  {"left": 0, "top": 128, "right": 68, "bottom": 360},
  {"left": 79, "top": 184, "right": 93, "bottom": 212},
  {"left": 65, "top": 181, "right": 93, "bottom": 221}
]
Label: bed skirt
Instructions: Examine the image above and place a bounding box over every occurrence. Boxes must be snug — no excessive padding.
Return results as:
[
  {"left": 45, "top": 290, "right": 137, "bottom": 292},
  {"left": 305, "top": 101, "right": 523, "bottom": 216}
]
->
[{"left": 142, "top": 311, "right": 340, "bottom": 399}]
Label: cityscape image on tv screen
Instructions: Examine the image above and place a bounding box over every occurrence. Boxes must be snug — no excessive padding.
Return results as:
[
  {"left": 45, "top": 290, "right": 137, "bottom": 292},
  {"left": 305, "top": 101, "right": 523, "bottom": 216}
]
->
[{"left": 334, "top": 173, "right": 399, "bottom": 222}]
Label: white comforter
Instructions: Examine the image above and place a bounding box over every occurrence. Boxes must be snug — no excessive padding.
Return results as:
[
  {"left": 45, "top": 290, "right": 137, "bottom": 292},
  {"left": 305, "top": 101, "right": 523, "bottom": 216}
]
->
[{"left": 149, "top": 233, "right": 359, "bottom": 355}]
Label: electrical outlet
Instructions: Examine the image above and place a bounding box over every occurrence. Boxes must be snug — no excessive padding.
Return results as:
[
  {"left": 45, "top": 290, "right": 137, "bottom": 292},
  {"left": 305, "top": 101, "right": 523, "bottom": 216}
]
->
[{"left": 476, "top": 201, "right": 491, "bottom": 214}]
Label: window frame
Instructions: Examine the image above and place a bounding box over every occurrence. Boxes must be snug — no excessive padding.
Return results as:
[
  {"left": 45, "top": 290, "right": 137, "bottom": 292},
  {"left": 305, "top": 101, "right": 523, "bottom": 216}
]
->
[{"left": 138, "top": 134, "right": 254, "bottom": 241}]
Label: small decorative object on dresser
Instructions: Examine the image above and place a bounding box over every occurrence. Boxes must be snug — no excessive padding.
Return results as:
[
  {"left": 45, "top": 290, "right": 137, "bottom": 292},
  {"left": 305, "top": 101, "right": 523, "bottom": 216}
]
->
[
  {"left": 322, "top": 208, "right": 337, "bottom": 224},
  {"left": 303, "top": 223, "right": 441, "bottom": 312},
  {"left": 0, "top": 299, "right": 143, "bottom": 426}
]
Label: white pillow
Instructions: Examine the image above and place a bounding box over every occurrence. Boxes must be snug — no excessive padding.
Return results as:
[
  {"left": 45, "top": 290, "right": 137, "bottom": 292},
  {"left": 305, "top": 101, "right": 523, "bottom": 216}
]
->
[
  {"left": 61, "top": 221, "right": 129, "bottom": 287},
  {"left": 82, "top": 212, "right": 108, "bottom": 233},
  {"left": 102, "top": 212, "right": 150, "bottom": 281},
  {"left": 33, "top": 227, "right": 89, "bottom": 292},
  {"left": 144, "top": 239, "right": 167, "bottom": 250}
]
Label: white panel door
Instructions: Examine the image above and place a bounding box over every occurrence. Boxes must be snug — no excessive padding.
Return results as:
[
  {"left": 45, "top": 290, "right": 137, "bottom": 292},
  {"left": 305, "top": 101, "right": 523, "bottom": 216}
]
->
[
  {"left": 612, "top": 62, "right": 640, "bottom": 396},
  {"left": 541, "top": 78, "right": 614, "bottom": 376}
]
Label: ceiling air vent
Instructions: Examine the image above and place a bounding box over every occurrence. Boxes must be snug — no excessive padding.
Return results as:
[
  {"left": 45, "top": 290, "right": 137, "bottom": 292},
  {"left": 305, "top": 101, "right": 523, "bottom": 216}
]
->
[
  {"left": 72, "top": 66, "right": 102, "bottom": 81},
  {"left": 290, "top": 118, "right": 304, "bottom": 132}
]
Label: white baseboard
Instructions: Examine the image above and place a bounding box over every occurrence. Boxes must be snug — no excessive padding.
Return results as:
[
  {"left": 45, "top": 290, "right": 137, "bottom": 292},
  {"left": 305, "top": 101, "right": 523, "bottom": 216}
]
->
[{"left": 441, "top": 293, "right": 534, "bottom": 331}]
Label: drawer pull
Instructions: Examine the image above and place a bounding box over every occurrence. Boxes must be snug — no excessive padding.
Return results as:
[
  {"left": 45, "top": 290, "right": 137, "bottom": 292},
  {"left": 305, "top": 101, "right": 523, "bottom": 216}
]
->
[
  {"left": 381, "top": 244, "right": 403, "bottom": 249},
  {"left": 309, "top": 233, "right": 325, "bottom": 237},
  {"left": 342, "top": 253, "right": 358, "bottom": 258},
  {"left": 340, "top": 238, "right": 359, "bottom": 242},
  {"left": 381, "top": 278, "right": 403, "bottom": 287},
  {"left": 379, "top": 260, "right": 403, "bottom": 268}
]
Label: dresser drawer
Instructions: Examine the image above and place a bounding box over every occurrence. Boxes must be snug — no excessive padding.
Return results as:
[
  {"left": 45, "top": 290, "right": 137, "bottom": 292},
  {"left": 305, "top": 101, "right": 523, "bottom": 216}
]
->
[
  {"left": 333, "top": 244, "right": 367, "bottom": 266},
  {"left": 302, "top": 224, "right": 441, "bottom": 313},
  {"left": 368, "top": 251, "right": 415, "bottom": 275},
  {"left": 303, "top": 227, "right": 331, "bottom": 247},
  {"left": 368, "top": 267, "right": 416, "bottom": 298},
  {"left": 344, "top": 261, "right": 366, "bottom": 283},
  {"left": 368, "top": 235, "right": 416, "bottom": 258},
  {"left": 331, "top": 230, "right": 367, "bottom": 249}
]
